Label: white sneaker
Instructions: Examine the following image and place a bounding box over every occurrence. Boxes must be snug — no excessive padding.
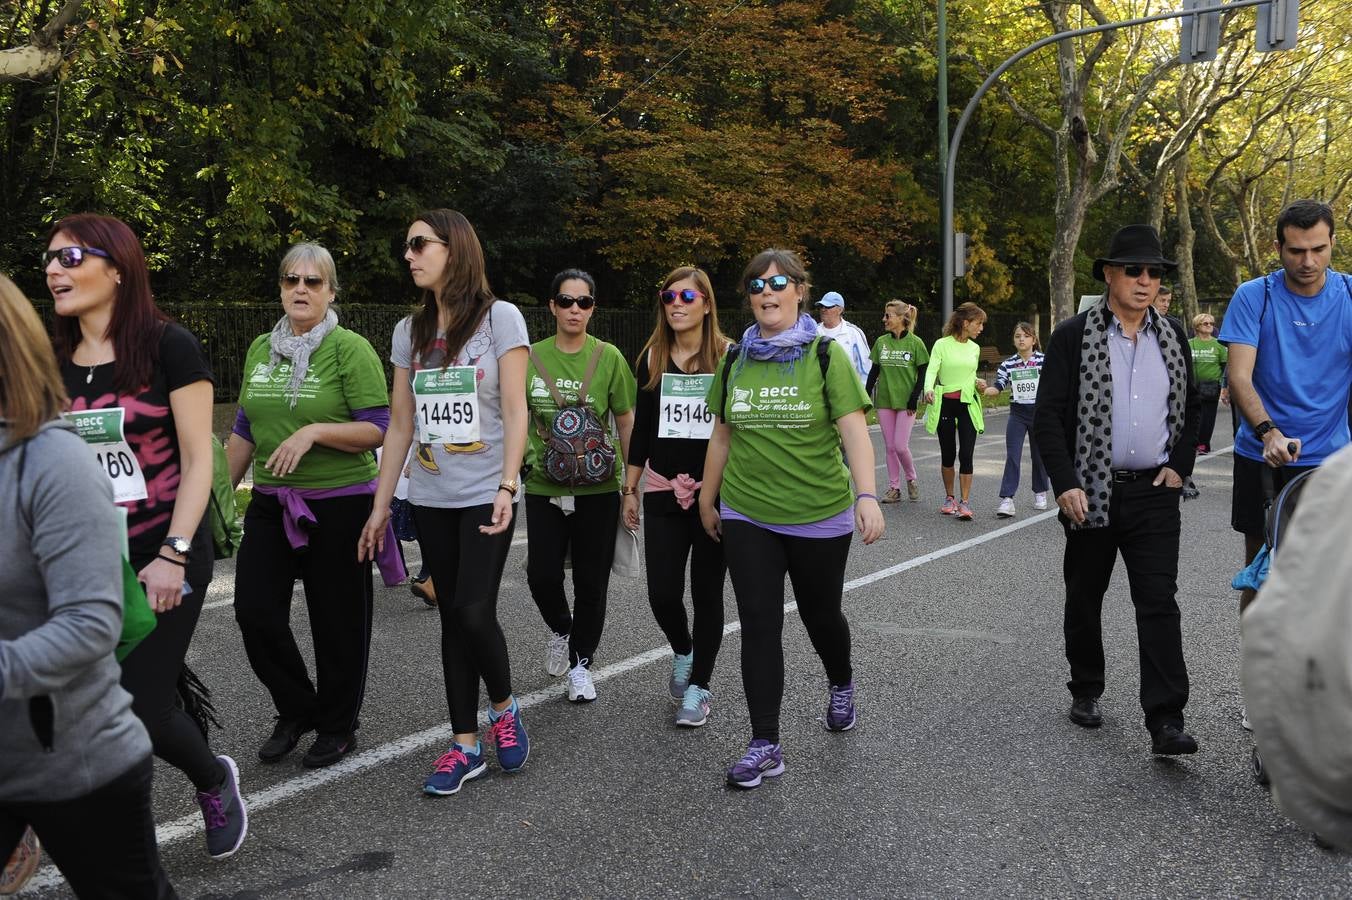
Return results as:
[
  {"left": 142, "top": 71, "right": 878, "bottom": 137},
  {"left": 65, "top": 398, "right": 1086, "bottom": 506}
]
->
[
  {"left": 545, "top": 631, "right": 570, "bottom": 677},
  {"left": 1241, "top": 704, "right": 1252, "bottom": 732},
  {"left": 567, "top": 660, "right": 597, "bottom": 702},
  {"left": 996, "top": 497, "right": 1016, "bottom": 518},
  {"left": 1033, "top": 492, "right": 1048, "bottom": 510}
]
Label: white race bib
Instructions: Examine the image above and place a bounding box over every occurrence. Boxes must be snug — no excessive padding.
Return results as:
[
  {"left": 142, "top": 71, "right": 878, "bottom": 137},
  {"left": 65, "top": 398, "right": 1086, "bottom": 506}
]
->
[
  {"left": 658, "top": 373, "right": 715, "bottom": 440},
  {"left": 63, "top": 408, "right": 148, "bottom": 502},
  {"left": 1010, "top": 367, "right": 1040, "bottom": 403},
  {"left": 412, "top": 367, "right": 481, "bottom": 444}
]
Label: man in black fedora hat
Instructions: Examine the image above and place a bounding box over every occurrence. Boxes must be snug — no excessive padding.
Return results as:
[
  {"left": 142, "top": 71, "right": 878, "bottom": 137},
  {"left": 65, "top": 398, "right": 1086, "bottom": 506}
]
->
[{"left": 1034, "top": 224, "right": 1202, "bottom": 755}]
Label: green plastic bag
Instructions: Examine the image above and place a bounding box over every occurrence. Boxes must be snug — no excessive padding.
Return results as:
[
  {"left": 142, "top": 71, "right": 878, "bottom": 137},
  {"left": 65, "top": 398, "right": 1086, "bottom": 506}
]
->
[
  {"left": 208, "top": 433, "right": 242, "bottom": 559},
  {"left": 114, "top": 508, "right": 155, "bottom": 662}
]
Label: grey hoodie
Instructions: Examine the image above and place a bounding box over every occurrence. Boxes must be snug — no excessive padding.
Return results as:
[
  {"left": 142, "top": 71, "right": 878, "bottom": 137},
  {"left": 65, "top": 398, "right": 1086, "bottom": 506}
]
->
[{"left": 0, "top": 419, "right": 150, "bottom": 803}]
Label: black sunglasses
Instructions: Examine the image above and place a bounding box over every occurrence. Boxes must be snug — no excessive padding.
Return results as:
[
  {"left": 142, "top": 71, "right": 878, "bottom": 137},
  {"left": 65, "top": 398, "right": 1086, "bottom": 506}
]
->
[
  {"left": 403, "top": 235, "right": 448, "bottom": 253},
  {"left": 281, "top": 274, "right": 326, "bottom": 289},
  {"left": 747, "top": 274, "right": 797, "bottom": 294},
  {"left": 43, "top": 246, "right": 112, "bottom": 268},
  {"left": 1121, "top": 264, "right": 1165, "bottom": 280},
  {"left": 554, "top": 294, "right": 595, "bottom": 310},
  {"left": 660, "top": 289, "right": 704, "bottom": 305}
]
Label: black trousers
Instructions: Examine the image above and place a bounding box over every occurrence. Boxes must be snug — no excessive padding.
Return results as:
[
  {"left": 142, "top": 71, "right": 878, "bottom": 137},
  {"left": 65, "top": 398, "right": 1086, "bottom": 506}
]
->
[
  {"left": 1197, "top": 388, "right": 1220, "bottom": 450},
  {"left": 937, "top": 396, "right": 977, "bottom": 474},
  {"left": 1061, "top": 479, "right": 1190, "bottom": 732},
  {"left": 722, "top": 520, "right": 853, "bottom": 743},
  {"left": 234, "top": 491, "right": 374, "bottom": 737},
  {"left": 526, "top": 491, "right": 621, "bottom": 668},
  {"left": 119, "top": 573, "right": 223, "bottom": 792},
  {"left": 642, "top": 495, "right": 726, "bottom": 689},
  {"left": 0, "top": 756, "right": 176, "bottom": 899},
  {"left": 412, "top": 503, "right": 516, "bottom": 734}
]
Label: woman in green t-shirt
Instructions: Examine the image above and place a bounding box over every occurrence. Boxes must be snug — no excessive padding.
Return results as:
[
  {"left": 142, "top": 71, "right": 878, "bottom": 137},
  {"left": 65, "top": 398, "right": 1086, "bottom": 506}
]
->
[
  {"left": 865, "top": 300, "right": 929, "bottom": 503},
  {"left": 700, "top": 248, "right": 884, "bottom": 790},
  {"left": 225, "top": 243, "right": 390, "bottom": 770},
  {"left": 923, "top": 302, "right": 988, "bottom": 520},
  {"left": 1189, "top": 313, "right": 1228, "bottom": 454},
  {"left": 524, "top": 269, "right": 636, "bottom": 705}
]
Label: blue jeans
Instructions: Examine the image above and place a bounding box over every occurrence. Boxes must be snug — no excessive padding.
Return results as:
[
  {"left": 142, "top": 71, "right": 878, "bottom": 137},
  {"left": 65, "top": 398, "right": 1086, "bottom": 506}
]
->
[{"left": 999, "top": 403, "right": 1049, "bottom": 498}]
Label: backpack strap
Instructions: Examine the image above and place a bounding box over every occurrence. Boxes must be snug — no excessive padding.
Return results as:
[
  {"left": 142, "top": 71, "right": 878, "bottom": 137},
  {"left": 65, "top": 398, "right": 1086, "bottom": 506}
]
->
[
  {"left": 716, "top": 339, "right": 833, "bottom": 421},
  {"left": 575, "top": 343, "right": 608, "bottom": 409},
  {"left": 816, "top": 336, "right": 834, "bottom": 421},
  {"left": 718, "top": 344, "right": 743, "bottom": 420}
]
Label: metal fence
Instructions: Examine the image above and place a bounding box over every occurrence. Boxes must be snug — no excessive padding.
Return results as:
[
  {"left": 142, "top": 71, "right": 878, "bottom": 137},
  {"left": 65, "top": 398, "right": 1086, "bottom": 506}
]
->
[{"left": 32, "top": 301, "right": 1032, "bottom": 403}]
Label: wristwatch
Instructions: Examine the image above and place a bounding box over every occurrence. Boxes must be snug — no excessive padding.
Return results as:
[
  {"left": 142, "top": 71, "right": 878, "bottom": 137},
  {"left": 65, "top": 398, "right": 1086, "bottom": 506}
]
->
[
  {"left": 497, "top": 479, "right": 519, "bottom": 497},
  {"left": 162, "top": 536, "right": 191, "bottom": 556},
  {"left": 1254, "top": 420, "right": 1276, "bottom": 439}
]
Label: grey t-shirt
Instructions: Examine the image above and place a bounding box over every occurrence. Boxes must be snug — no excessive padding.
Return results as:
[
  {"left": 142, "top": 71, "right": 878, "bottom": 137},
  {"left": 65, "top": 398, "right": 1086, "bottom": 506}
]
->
[{"left": 390, "top": 301, "right": 531, "bottom": 508}]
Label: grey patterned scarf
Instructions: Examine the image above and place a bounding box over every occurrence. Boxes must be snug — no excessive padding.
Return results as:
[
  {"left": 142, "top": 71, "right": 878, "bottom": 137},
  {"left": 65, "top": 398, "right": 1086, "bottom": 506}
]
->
[
  {"left": 264, "top": 307, "right": 338, "bottom": 409},
  {"left": 1072, "top": 300, "right": 1188, "bottom": 530}
]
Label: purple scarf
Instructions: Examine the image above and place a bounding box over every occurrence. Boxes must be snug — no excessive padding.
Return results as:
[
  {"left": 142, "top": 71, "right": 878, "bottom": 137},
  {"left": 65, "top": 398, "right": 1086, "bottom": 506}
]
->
[{"left": 735, "top": 313, "right": 820, "bottom": 375}]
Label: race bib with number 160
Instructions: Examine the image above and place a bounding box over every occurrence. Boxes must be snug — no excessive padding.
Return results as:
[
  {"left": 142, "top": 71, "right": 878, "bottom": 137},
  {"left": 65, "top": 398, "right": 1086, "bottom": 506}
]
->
[{"left": 63, "top": 408, "right": 148, "bottom": 502}]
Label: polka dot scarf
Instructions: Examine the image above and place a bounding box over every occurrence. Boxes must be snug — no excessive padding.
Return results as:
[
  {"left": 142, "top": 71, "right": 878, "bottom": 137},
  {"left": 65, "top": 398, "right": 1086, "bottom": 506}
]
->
[{"left": 1072, "top": 301, "right": 1188, "bottom": 530}]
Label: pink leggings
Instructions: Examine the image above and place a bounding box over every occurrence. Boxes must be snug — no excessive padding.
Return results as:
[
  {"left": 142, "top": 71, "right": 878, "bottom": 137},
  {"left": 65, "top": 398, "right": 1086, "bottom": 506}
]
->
[{"left": 877, "top": 407, "right": 918, "bottom": 488}]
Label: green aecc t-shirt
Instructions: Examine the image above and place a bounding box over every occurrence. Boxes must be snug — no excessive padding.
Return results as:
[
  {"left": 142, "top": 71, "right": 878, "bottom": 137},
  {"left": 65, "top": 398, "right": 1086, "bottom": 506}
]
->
[
  {"left": 869, "top": 331, "right": 929, "bottom": 409},
  {"left": 706, "top": 338, "right": 870, "bottom": 524},
  {"left": 239, "top": 326, "right": 389, "bottom": 488},
  {"left": 1189, "top": 337, "right": 1228, "bottom": 384}
]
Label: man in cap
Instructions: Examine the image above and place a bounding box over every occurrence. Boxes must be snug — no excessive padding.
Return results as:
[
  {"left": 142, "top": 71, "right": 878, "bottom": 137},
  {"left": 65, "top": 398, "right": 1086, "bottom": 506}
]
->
[
  {"left": 815, "top": 291, "right": 872, "bottom": 385},
  {"left": 1034, "top": 224, "right": 1201, "bottom": 755}
]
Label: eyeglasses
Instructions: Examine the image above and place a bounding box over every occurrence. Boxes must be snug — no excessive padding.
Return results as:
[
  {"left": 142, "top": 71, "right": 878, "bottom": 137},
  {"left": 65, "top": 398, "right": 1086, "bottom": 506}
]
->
[
  {"left": 1198, "top": 320, "right": 1215, "bottom": 326},
  {"left": 554, "top": 294, "right": 595, "bottom": 310},
  {"left": 281, "top": 274, "right": 326, "bottom": 289},
  {"left": 747, "top": 275, "right": 797, "bottom": 294},
  {"left": 42, "top": 246, "right": 111, "bottom": 268},
  {"left": 1121, "top": 264, "right": 1165, "bottom": 280},
  {"left": 402, "top": 235, "right": 448, "bottom": 253},
  {"left": 660, "top": 289, "right": 704, "bottom": 305}
]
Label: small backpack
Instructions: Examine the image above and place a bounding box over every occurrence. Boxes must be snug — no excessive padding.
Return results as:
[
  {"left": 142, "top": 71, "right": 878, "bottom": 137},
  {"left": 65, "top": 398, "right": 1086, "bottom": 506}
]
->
[
  {"left": 208, "top": 433, "right": 242, "bottom": 559},
  {"left": 529, "top": 344, "right": 617, "bottom": 487}
]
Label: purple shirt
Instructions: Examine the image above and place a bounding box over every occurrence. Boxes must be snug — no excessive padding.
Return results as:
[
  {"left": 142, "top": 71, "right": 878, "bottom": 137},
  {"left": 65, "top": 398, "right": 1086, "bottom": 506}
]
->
[
  {"left": 233, "top": 406, "right": 389, "bottom": 443},
  {"left": 1108, "top": 311, "right": 1171, "bottom": 471},
  {"left": 720, "top": 501, "right": 854, "bottom": 538}
]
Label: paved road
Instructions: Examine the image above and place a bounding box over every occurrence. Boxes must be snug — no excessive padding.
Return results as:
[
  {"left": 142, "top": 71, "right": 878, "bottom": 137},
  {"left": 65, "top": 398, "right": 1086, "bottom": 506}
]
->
[{"left": 25, "top": 410, "right": 1352, "bottom": 898}]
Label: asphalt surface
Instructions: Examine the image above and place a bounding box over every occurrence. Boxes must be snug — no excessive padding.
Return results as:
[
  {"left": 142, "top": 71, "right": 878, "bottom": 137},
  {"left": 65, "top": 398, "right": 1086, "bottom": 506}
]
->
[{"left": 23, "top": 408, "right": 1352, "bottom": 898}]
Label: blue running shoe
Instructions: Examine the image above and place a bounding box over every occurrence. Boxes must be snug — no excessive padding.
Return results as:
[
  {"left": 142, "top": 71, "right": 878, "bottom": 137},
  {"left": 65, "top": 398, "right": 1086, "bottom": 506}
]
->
[
  {"left": 423, "top": 744, "right": 486, "bottom": 796},
  {"left": 675, "top": 685, "right": 711, "bottom": 727},
  {"left": 826, "top": 679, "right": 856, "bottom": 731},
  {"left": 669, "top": 651, "right": 694, "bottom": 703},
  {"left": 488, "top": 701, "right": 529, "bottom": 772},
  {"left": 726, "top": 739, "right": 784, "bottom": 789}
]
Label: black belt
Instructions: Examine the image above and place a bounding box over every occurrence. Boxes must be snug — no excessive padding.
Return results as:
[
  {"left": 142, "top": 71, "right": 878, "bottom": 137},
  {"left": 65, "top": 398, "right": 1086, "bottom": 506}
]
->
[{"left": 1111, "top": 466, "right": 1161, "bottom": 483}]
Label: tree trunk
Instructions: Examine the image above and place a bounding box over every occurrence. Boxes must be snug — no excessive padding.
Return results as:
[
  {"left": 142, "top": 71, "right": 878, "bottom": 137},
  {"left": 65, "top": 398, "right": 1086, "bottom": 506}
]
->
[
  {"left": 1173, "top": 155, "right": 1198, "bottom": 325},
  {"left": 0, "top": 0, "right": 85, "bottom": 84}
]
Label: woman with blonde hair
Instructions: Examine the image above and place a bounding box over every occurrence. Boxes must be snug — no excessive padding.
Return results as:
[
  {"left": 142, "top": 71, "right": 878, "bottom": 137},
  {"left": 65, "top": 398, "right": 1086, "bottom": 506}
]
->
[
  {"left": 623, "top": 266, "right": 730, "bottom": 726},
  {"left": 866, "top": 300, "right": 929, "bottom": 502},
  {"left": 923, "top": 301, "right": 988, "bottom": 520}
]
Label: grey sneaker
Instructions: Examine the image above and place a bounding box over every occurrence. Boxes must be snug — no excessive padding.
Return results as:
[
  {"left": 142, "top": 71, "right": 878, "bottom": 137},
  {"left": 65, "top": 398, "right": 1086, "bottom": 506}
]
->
[
  {"left": 907, "top": 480, "right": 920, "bottom": 501},
  {"left": 881, "top": 487, "right": 902, "bottom": 503},
  {"left": 545, "top": 631, "right": 570, "bottom": 677},
  {"left": 669, "top": 651, "right": 694, "bottom": 702},
  {"left": 675, "top": 685, "right": 711, "bottom": 727},
  {"left": 197, "top": 755, "right": 248, "bottom": 860}
]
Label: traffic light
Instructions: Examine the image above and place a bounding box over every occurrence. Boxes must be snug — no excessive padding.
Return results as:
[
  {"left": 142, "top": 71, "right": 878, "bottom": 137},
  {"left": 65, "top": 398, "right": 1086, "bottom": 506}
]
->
[
  {"left": 1256, "top": 0, "right": 1298, "bottom": 52},
  {"left": 1179, "top": 0, "right": 1222, "bottom": 63}
]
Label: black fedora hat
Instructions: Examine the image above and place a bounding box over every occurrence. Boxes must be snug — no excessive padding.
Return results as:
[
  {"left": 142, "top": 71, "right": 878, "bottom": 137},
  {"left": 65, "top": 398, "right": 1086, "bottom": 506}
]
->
[{"left": 1092, "top": 224, "right": 1177, "bottom": 281}]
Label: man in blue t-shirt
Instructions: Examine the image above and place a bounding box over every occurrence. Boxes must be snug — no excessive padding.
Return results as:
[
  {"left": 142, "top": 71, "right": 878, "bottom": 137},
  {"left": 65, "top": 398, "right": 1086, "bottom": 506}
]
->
[{"left": 1219, "top": 199, "right": 1352, "bottom": 613}]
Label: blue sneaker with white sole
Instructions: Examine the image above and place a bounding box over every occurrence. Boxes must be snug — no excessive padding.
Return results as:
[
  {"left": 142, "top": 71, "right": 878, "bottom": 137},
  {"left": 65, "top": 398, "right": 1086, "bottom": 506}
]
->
[
  {"left": 423, "top": 743, "right": 486, "bottom": 796},
  {"left": 488, "top": 700, "right": 529, "bottom": 772}
]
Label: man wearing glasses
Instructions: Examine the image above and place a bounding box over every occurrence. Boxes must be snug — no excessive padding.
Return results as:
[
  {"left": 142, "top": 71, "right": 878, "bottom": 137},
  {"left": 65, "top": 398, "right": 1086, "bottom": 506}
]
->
[
  {"left": 1035, "top": 224, "right": 1202, "bottom": 756},
  {"left": 1218, "top": 199, "right": 1352, "bottom": 616}
]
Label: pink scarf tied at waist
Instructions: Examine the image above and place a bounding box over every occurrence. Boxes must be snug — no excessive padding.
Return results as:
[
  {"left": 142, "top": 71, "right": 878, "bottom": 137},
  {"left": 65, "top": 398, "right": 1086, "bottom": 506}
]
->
[{"left": 644, "top": 467, "right": 701, "bottom": 510}]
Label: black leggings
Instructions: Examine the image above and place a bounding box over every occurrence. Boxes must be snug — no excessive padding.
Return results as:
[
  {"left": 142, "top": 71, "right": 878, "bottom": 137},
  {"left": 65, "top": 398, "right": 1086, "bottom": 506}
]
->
[
  {"left": 1197, "top": 389, "right": 1220, "bottom": 450},
  {"left": 412, "top": 503, "right": 516, "bottom": 734},
  {"left": 642, "top": 496, "right": 726, "bottom": 689},
  {"left": 722, "top": 520, "right": 853, "bottom": 743},
  {"left": 937, "top": 396, "right": 977, "bottom": 474},
  {"left": 234, "top": 491, "right": 374, "bottom": 737},
  {"left": 119, "top": 574, "right": 224, "bottom": 792},
  {"left": 526, "top": 491, "right": 620, "bottom": 669},
  {"left": 0, "top": 757, "right": 176, "bottom": 899}
]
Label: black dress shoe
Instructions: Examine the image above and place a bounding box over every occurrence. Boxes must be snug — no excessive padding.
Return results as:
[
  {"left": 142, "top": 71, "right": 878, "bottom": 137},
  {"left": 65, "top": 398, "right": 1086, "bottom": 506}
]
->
[
  {"left": 1069, "top": 697, "right": 1103, "bottom": 728},
  {"left": 302, "top": 732, "right": 357, "bottom": 768},
  {"left": 258, "top": 717, "right": 312, "bottom": 763},
  {"left": 1151, "top": 724, "right": 1199, "bottom": 755}
]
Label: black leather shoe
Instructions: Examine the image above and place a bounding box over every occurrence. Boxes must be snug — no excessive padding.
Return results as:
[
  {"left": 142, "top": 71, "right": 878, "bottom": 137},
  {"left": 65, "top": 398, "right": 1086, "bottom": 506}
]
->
[
  {"left": 1151, "top": 724, "right": 1199, "bottom": 755},
  {"left": 302, "top": 732, "right": 357, "bottom": 768},
  {"left": 258, "top": 717, "right": 312, "bottom": 763},
  {"left": 1068, "top": 697, "right": 1103, "bottom": 728}
]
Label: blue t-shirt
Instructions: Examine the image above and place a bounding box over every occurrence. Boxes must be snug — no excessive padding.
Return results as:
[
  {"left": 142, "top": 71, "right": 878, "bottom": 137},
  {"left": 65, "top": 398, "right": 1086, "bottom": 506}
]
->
[{"left": 1218, "top": 270, "right": 1352, "bottom": 464}]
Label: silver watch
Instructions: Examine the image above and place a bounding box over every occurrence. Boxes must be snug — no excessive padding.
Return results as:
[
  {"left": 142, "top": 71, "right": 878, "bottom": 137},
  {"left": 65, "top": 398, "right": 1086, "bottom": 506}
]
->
[{"left": 162, "top": 536, "right": 191, "bottom": 555}]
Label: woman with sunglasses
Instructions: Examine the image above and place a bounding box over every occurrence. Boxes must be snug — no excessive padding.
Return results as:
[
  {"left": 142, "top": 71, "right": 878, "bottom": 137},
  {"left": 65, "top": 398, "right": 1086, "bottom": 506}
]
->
[
  {"left": 46, "top": 214, "right": 247, "bottom": 860},
  {"left": 1189, "top": 313, "right": 1228, "bottom": 454},
  {"left": 525, "top": 269, "right": 636, "bottom": 703},
  {"left": 866, "top": 300, "right": 929, "bottom": 503},
  {"left": 700, "top": 249, "right": 883, "bottom": 789},
  {"left": 357, "top": 210, "right": 532, "bottom": 797},
  {"left": 922, "top": 302, "right": 989, "bottom": 521},
  {"left": 226, "top": 243, "right": 391, "bottom": 770},
  {"left": 622, "top": 267, "right": 730, "bottom": 727}
]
